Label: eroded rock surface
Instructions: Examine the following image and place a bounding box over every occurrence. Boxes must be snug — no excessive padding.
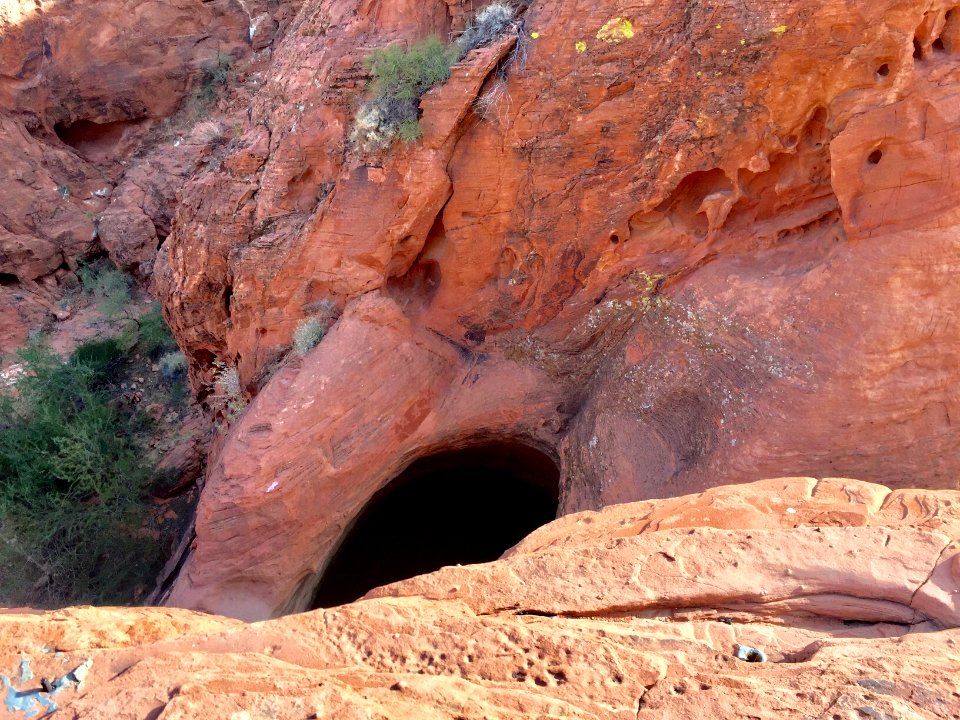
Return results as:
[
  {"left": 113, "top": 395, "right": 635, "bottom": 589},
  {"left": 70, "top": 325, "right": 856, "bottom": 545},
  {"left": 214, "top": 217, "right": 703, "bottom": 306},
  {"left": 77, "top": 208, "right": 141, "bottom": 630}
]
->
[
  {"left": 0, "top": 0, "right": 265, "bottom": 352},
  {"left": 155, "top": 0, "right": 960, "bottom": 617},
  {"left": 4, "top": 479, "right": 960, "bottom": 718}
]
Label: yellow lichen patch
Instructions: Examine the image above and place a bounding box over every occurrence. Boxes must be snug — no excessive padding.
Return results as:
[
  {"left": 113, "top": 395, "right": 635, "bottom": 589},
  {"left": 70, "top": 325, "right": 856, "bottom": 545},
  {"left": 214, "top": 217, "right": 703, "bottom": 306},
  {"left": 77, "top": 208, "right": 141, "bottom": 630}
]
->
[
  {"left": 596, "top": 251, "right": 619, "bottom": 273},
  {"left": 771, "top": 24, "right": 788, "bottom": 34},
  {"left": 575, "top": 40, "right": 587, "bottom": 53},
  {"left": 596, "top": 17, "right": 634, "bottom": 43},
  {"left": 530, "top": 31, "right": 540, "bottom": 39}
]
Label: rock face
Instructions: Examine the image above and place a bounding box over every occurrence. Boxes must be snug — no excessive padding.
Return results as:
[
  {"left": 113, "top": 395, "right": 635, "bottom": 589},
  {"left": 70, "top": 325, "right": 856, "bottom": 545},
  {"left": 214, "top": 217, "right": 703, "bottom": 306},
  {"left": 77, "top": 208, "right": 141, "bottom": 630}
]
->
[
  {"left": 0, "top": 0, "right": 264, "bottom": 353},
  {"left": 159, "top": 0, "right": 960, "bottom": 618},
  {"left": 3, "top": 479, "right": 960, "bottom": 718}
]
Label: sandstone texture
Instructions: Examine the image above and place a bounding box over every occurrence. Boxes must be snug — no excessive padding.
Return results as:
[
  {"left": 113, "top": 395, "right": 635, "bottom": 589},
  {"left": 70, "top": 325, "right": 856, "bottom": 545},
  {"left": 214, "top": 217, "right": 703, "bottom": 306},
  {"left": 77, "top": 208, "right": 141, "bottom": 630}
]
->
[
  {"left": 156, "top": 0, "right": 960, "bottom": 618},
  {"left": 3, "top": 478, "right": 960, "bottom": 719},
  {"left": 0, "top": 0, "right": 292, "bottom": 353},
  {"left": 1, "top": 0, "right": 959, "bottom": 687}
]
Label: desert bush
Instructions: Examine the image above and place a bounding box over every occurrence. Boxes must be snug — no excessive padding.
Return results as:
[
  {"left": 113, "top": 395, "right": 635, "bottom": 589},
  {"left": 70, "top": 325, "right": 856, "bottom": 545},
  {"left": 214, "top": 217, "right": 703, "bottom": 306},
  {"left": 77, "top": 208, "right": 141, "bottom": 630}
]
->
[
  {"left": 293, "top": 317, "right": 327, "bottom": 356},
  {"left": 469, "top": 4, "right": 528, "bottom": 122},
  {"left": 367, "top": 36, "right": 457, "bottom": 104},
  {"left": 192, "top": 119, "right": 226, "bottom": 146},
  {"left": 78, "top": 259, "right": 133, "bottom": 319},
  {"left": 457, "top": 2, "right": 514, "bottom": 57},
  {"left": 212, "top": 361, "right": 246, "bottom": 421},
  {"left": 79, "top": 260, "right": 177, "bottom": 358},
  {"left": 136, "top": 303, "right": 177, "bottom": 359},
  {"left": 159, "top": 351, "right": 188, "bottom": 383},
  {"left": 68, "top": 337, "right": 126, "bottom": 390},
  {"left": 397, "top": 119, "right": 423, "bottom": 142},
  {"left": 193, "top": 50, "right": 233, "bottom": 115},
  {"left": 0, "top": 338, "right": 160, "bottom": 606},
  {"left": 352, "top": 36, "right": 459, "bottom": 151}
]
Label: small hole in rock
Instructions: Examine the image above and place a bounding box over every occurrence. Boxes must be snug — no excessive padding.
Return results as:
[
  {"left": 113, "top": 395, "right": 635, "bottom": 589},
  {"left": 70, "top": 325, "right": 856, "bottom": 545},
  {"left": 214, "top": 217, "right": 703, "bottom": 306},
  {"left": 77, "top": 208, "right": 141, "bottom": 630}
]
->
[
  {"left": 609, "top": 232, "right": 620, "bottom": 244},
  {"left": 913, "top": 38, "right": 924, "bottom": 59},
  {"left": 0, "top": 273, "right": 19, "bottom": 287},
  {"left": 933, "top": 38, "right": 946, "bottom": 51},
  {"left": 673, "top": 685, "right": 686, "bottom": 695},
  {"left": 875, "top": 63, "right": 890, "bottom": 77},
  {"left": 867, "top": 149, "right": 883, "bottom": 165},
  {"left": 784, "top": 134, "right": 799, "bottom": 148}
]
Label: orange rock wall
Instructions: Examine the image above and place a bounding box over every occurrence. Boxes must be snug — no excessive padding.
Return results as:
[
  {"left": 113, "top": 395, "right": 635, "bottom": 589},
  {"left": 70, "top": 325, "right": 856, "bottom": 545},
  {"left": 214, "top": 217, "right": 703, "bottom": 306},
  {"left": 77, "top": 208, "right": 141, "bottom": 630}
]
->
[
  {"left": 0, "top": 0, "right": 259, "bottom": 352},
  {"left": 156, "top": 0, "right": 960, "bottom": 618}
]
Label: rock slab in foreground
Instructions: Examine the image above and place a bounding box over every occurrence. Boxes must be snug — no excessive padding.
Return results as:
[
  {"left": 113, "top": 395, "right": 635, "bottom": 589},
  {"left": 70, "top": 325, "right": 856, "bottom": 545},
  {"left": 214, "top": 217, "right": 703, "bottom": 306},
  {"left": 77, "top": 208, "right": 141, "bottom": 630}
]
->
[{"left": 2, "top": 478, "right": 959, "bottom": 719}]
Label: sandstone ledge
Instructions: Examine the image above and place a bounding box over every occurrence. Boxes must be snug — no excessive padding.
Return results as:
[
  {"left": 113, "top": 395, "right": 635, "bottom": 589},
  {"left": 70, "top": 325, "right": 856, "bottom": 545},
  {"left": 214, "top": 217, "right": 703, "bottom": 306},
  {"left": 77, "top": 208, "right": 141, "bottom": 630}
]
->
[{"left": 2, "top": 478, "right": 958, "bottom": 719}]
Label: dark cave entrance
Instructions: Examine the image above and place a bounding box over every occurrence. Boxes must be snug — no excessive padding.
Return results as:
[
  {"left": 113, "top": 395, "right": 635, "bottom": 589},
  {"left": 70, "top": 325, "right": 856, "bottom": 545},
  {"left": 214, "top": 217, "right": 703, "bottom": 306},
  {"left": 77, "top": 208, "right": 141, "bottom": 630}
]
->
[{"left": 310, "top": 441, "right": 560, "bottom": 609}]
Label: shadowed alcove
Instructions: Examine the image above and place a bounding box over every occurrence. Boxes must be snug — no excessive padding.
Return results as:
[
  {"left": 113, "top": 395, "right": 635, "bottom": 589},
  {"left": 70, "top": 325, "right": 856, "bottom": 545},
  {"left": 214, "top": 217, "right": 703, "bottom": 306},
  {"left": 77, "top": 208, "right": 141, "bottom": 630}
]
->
[{"left": 310, "top": 441, "right": 560, "bottom": 609}]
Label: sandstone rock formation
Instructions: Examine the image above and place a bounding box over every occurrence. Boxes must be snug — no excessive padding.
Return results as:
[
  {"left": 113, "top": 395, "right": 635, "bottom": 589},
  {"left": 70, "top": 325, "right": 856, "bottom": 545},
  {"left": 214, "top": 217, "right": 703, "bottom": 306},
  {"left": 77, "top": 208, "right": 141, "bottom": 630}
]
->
[
  {"left": 0, "top": 0, "right": 273, "bottom": 353},
  {"left": 3, "top": 479, "right": 959, "bottom": 718},
  {"left": 157, "top": 0, "right": 960, "bottom": 619},
  {"left": 1, "top": 1, "right": 959, "bottom": 699}
]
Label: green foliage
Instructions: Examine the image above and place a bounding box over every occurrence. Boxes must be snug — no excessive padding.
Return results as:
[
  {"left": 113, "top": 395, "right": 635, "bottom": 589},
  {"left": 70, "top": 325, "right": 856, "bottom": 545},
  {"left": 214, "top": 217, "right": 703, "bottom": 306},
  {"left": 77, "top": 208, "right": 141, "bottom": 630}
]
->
[
  {"left": 78, "top": 259, "right": 132, "bottom": 319},
  {"left": 69, "top": 337, "right": 125, "bottom": 389},
  {"left": 292, "top": 317, "right": 327, "bottom": 356},
  {"left": 0, "top": 338, "right": 160, "bottom": 607},
  {"left": 137, "top": 303, "right": 177, "bottom": 359},
  {"left": 78, "top": 260, "right": 178, "bottom": 359},
  {"left": 366, "top": 36, "right": 458, "bottom": 104},
  {"left": 354, "top": 36, "right": 458, "bottom": 150},
  {"left": 194, "top": 50, "right": 234, "bottom": 115},
  {"left": 397, "top": 119, "right": 423, "bottom": 143}
]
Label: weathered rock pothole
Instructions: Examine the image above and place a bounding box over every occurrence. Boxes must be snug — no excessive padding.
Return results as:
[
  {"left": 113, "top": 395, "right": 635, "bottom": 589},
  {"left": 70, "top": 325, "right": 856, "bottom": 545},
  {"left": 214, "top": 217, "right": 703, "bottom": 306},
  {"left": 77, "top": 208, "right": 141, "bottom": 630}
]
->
[
  {"left": 53, "top": 117, "right": 149, "bottom": 163},
  {"left": 310, "top": 441, "right": 559, "bottom": 608}
]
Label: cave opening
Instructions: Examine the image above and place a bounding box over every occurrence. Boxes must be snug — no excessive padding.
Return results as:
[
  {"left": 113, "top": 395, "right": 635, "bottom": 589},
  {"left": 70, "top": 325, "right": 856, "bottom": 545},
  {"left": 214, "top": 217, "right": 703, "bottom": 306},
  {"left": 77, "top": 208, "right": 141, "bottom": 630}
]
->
[
  {"left": 53, "top": 117, "right": 145, "bottom": 162},
  {"left": 310, "top": 441, "right": 560, "bottom": 609}
]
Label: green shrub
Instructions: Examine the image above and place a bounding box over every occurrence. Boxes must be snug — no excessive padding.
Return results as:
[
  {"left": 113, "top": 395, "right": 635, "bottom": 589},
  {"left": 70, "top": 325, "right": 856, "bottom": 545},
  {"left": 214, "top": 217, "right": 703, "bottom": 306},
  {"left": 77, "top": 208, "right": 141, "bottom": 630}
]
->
[
  {"left": 69, "top": 337, "right": 125, "bottom": 389},
  {"left": 292, "top": 317, "right": 327, "bottom": 356},
  {"left": 352, "top": 36, "right": 459, "bottom": 151},
  {"left": 0, "top": 338, "right": 160, "bottom": 607},
  {"left": 136, "top": 303, "right": 177, "bottom": 358},
  {"left": 194, "top": 51, "right": 233, "bottom": 114},
  {"left": 79, "top": 259, "right": 177, "bottom": 358},
  {"left": 367, "top": 36, "right": 458, "bottom": 105},
  {"left": 78, "top": 259, "right": 132, "bottom": 319},
  {"left": 70, "top": 337, "right": 124, "bottom": 370},
  {"left": 397, "top": 119, "right": 423, "bottom": 143},
  {"left": 159, "top": 351, "right": 188, "bottom": 383}
]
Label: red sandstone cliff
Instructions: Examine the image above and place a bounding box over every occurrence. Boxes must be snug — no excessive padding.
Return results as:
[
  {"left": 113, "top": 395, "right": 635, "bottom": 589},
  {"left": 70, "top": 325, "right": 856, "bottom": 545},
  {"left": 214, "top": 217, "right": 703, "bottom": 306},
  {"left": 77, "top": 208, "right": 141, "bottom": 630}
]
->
[
  {"left": 0, "top": 0, "right": 959, "bottom": 661},
  {"left": 0, "top": 0, "right": 295, "bottom": 351},
  {"left": 146, "top": 0, "right": 960, "bottom": 618}
]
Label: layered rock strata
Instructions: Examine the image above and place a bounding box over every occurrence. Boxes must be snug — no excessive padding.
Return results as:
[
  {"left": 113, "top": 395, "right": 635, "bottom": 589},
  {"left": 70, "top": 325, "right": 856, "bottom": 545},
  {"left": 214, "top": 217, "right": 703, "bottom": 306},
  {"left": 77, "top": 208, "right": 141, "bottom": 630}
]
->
[
  {"left": 159, "top": 0, "right": 960, "bottom": 618},
  {"left": 3, "top": 478, "right": 960, "bottom": 718}
]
